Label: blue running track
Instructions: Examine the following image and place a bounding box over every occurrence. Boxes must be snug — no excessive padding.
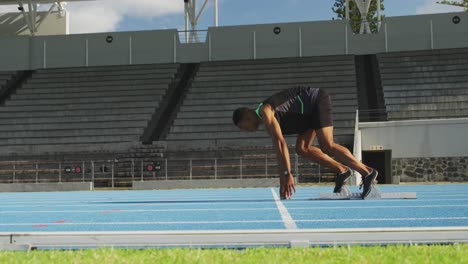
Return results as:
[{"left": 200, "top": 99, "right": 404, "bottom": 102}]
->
[{"left": 0, "top": 184, "right": 467, "bottom": 233}]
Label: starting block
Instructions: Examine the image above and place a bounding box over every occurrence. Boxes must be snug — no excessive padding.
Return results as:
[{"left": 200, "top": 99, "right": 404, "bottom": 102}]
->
[{"left": 317, "top": 184, "right": 416, "bottom": 200}]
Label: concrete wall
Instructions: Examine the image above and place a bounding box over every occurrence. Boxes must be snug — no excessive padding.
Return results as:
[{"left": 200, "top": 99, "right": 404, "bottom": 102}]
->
[
  {"left": 359, "top": 118, "right": 468, "bottom": 159},
  {"left": 0, "top": 182, "right": 93, "bottom": 192},
  {"left": 0, "top": 11, "right": 67, "bottom": 36},
  {"left": 133, "top": 178, "right": 280, "bottom": 190},
  {"left": 0, "top": 12, "right": 467, "bottom": 71}
]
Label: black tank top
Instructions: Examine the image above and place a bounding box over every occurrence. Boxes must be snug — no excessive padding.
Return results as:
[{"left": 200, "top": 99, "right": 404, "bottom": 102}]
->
[{"left": 256, "top": 86, "right": 321, "bottom": 135}]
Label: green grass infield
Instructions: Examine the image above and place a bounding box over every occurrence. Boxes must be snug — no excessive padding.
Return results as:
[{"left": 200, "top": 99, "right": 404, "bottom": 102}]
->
[{"left": 0, "top": 244, "right": 466, "bottom": 264}]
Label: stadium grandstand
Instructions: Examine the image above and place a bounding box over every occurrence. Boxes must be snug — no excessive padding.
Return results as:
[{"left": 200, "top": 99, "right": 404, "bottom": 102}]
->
[{"left": 0, "top": 0, "right": 467, "bottom": 253}]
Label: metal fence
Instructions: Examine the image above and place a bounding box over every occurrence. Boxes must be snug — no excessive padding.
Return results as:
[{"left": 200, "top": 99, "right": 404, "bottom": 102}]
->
[
  {"left": 0, "top": 154, "right": 330, "bottom": 188},
  {"left": 178, "top": 30, "right": 208, "bottom": 44}
]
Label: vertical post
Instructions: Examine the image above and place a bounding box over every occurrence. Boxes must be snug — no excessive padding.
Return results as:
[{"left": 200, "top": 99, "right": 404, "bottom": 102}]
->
[
  {"left": 318, "top": 164, "right": 321, "bottom": 183},
  {"left": 129, "top": 36, "right": 133, "bottom": 64},
  {"left": 12, "top": 163, "right": 15, "bottom": 183},
  {"left": 165, "top": 158, "right": 168, "bottom": 180},
  {"left": 298, "top": 27, "right": 302, "bottom": 58},
  {"left": 82, "top": 161, "right": 85, "bottom": 182},
  {"left": 265, "top": 155, "right": 268, "bottom": 178},
  {"left": 59, "top": 162, "right": 62, "bottom": 183},
  {"left": 214, "top": 158, "right": 217, "bottom": 180},
  {"left": 43, "top": 40, "right": 47, "bottom": 68},
  {"left": 140, "top": 160, "right": 144, "bottom": 182},
  {"left": 240, "top": 157, "right": 243, "bottom": 179},
  {"left": 28, "top": 2, "right": 34, "bottom": 34},
  {"left": 111, "top": 162, "right": 115, "bottom": 188},
  {"left": 131, "top": 159, "right": 135, "bottom": 182},
  {"left": 35, "top": 162, "right": 38, "bottom": 183},
  {"left": 345, "top": 23, "right": 349, "bottom": 55},
  {"left": 253, "top": 31, "right": 256, "bottom": 60},
  {"left": 214, "top": 0, "right": 218, "bottom": 27},
  {"left": 91, "top": 161, "right": 95, "bottom": 184},
  {"left": 208, "top": 34, "right": 212, "bottom": 61},
  {"left": 384, "top": 23, "right": 388, "bottom": 53},
  {"left": 430, "top": 20, "right": 434, "bottom": 50},
  {"left": 294, "top": 154, "right": 299, "bottom": 182},
  {"left": 189, "top": 159, "right": 192, "bottom": 180},
  {"left": 85, "top": 38, "right": 89, "bottom": 66},
  {"left": 173, "top": 34, "right": 177, "bottom": 63}
]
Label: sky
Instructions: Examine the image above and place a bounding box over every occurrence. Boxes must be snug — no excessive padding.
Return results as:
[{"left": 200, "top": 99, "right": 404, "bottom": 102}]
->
[{"left": 0, "top": 0, "right": 465, "bottom": 34}]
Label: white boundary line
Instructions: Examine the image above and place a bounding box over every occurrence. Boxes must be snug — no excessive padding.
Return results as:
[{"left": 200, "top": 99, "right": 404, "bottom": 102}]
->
[
  {"left": 1, "top": 204, "right": 468, "bottom": 214},
  {"left": 1, "top": 227, "right": 468, "bottom": 249},
  {"left": 2, "top": 226, "right": 467, "bottom": 235},
  {"left": 271, "top": 188, "right": 297, "bottom": 229},
  {"left": 0, "top": 204, "right": 468, "bottom": 215},
  {"left": 1, "top": 217, "right": 468, "bottom": 226}
]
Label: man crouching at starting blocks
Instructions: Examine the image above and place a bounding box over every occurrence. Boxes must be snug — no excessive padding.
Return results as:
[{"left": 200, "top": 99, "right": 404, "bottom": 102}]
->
[{"left": 233, "top": 86, "right": 378, "bottom": 200}]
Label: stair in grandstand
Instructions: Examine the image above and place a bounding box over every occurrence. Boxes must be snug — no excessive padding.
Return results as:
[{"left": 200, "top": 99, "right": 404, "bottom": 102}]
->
[
  {"left": 165, "top": 55, "right": 359, "bottom": 151},
  {"left": 0, "top": 64, "right": 179, "bottom": 156}
]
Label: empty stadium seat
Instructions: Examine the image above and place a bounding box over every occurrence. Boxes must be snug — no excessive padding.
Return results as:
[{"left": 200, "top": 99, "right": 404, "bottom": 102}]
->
[
  {"left": 378, "top": 48, "right": 468, "bottom": 120},
  {"left": 0, "top": 64, "right": 179, "bottom": 154},
  {"left": 165, "top": 56, "right": 359, "bottom": 150}
]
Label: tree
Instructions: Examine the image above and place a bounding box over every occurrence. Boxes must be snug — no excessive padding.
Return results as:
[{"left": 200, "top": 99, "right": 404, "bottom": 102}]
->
[
  {"left": 437, "top": 0, "right": 468, "bottom": 11},
  {"left": 332, "top": 0, "right": 385, "bottom": 34}
]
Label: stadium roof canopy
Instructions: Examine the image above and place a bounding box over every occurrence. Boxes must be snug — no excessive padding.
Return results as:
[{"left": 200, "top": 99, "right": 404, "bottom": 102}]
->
[
  {"left": 0, "top": 0, "right": 95, "bottom": 35},
  {"left": 0, "top": 0, "right": 93, "bottom": 5}
]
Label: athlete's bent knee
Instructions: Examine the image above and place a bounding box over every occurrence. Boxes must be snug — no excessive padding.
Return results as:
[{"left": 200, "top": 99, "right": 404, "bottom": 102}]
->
[{"left": 295, "top": 145, "right": 308, "bottom": 157}]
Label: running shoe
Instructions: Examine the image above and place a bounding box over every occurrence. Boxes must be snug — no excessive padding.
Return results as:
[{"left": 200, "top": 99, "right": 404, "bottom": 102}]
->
[
  {"left": 333, "top": 168, "right": 351, "bottom": 193},
  {"left": 361, "top": 169, "right": 379, "bottom": 199}
]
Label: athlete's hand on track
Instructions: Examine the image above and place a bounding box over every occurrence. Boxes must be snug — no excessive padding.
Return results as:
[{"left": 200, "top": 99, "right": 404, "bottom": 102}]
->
[{"left": 280, "top": 174, "right": 296, "bottom": 200}]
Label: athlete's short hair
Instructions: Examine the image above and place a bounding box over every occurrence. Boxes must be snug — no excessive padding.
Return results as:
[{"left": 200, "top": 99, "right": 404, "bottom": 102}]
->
[{"left": 232, "top": 107, "right": 250, "bottom": 126}]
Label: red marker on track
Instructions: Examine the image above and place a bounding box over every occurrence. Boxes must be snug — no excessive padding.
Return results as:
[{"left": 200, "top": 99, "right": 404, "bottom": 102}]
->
[{"left": 32, "top": 224, "right": 48, "bottom": 228}]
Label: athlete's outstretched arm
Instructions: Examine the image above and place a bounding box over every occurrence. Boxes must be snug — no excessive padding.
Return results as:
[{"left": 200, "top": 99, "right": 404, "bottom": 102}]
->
[{"left": 261, "top": 105, "right": 296, "bottom": 199}]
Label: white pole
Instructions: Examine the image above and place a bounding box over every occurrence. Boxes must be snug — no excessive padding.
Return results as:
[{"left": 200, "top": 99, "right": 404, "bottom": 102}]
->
[
  {"left": 253, "top": 31, "right": 256, "bottom": 59},
  {"left": 28, "top": 2, "right": 35, "bottom": 35},
  {"left": 353, "top": 110, "right": 363, "bottom": 186},
  {"left": 298, "top": 27, "right": 302, "bottom": 57},
  {"left": 214, "top": 0, "right": 218, "bottom": 27},
  {"left": 195, "top": 0, "right": 210, "bottom": 23}
]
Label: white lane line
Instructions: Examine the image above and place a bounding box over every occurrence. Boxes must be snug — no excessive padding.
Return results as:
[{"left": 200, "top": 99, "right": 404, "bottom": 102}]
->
[
  {"left": 0, "top": 208, "right": 278, "bottom": 213},
  {"left": 0, "top": 198, "right": 276, "bottom": 205},
  {"left": 271, "top": 188, "right": 297, "bottom": 229},
  {"left": 2, "top": 204, "right": 468, "bottom": 214},
  {"left": 1, "top": 217, "right": 468, "bottom": 226}
]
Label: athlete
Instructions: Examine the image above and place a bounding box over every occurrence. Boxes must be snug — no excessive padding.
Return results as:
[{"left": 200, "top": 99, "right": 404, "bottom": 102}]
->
[{"left": 232, "top": 86, "right": 378, "bottom": 200}]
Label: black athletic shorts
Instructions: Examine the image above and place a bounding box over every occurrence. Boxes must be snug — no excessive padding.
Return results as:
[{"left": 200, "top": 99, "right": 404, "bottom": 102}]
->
[{"left": 309, "top": 89, "right": 333, "bottom": 129}]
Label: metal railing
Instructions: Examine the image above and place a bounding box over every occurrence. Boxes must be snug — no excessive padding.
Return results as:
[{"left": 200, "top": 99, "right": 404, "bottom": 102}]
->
[
  {"left": 0, "top": 154, "right": 332, "bottom": 188},
  {"left": 178, "top": 30, "right": 208, "bottom": 44}
]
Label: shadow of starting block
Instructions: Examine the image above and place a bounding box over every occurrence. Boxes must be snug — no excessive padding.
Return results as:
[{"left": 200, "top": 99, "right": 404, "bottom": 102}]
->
[{"left": 317, "top": 184, "right": 416, "bottom": 200}]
